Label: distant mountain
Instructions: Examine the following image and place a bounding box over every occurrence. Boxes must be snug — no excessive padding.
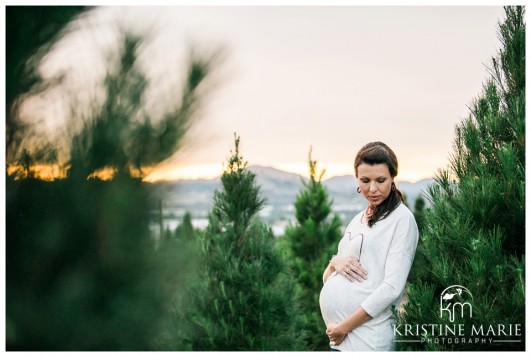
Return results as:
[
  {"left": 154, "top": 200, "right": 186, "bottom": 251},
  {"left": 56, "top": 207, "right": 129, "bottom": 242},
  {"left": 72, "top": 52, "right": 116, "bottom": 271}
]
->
[
  {"left": 247, "top": 165, "right": 305, "bottom": 207},
  {"left": 147, "top": 165, "right": 435, "bottom": 233},
  {"left": 248, "top": 165, "right": 303, "bottom": 185},
  {"left": 322, "top": 175, "right": 359, "bottom": 208},
  {"left": 396, "top": 178, "right": 435, "bottom": 206}
]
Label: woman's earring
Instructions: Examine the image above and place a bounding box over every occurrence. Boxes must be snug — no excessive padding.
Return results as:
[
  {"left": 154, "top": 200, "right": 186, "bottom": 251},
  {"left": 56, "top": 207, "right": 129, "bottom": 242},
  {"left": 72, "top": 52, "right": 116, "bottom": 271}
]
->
[
  {"left": 357, "top": 187, "right": 361, "bottom": 193},
  {"left": 391, "top": 182, "right": 396, "bottom": 192}
]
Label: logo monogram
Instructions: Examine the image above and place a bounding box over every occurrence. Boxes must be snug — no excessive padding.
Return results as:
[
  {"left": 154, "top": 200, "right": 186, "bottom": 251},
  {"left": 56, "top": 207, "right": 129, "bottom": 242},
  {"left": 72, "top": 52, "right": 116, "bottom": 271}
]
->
[{"left": 440, "top": 285, "right": 473, "bottom": 322}]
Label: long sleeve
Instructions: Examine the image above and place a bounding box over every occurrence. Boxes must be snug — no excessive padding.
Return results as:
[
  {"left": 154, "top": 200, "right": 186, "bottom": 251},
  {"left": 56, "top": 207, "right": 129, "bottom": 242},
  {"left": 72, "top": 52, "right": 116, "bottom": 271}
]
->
[{"left": 360, "top": 210, "right": 419, "bottom": 318}]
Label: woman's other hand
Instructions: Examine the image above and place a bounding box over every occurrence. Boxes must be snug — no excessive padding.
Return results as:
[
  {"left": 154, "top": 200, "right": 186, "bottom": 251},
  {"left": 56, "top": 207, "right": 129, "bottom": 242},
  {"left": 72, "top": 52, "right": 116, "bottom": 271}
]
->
[
  {"left": 330, "top": 255, "right": 368, "bottom": 282},
  {"left": 326, "top": 323, "right": 349, "bottom": 347}
]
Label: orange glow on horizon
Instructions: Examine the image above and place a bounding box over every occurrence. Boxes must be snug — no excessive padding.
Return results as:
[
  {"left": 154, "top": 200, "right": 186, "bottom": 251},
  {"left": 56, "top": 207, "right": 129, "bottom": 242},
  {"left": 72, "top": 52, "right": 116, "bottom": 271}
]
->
[
  {"left": 7, "top": 164, "right": 66, "bottom": 181},
  {"left": 143, "top": 163, "right": 224, "bottom": 182},
  {"left": 6, "top": 164, "right": 152, "bottom": 181},
  {"left": 6, "top": 162, "right": 435, "bottom": 183},
  {"left": 145, "top": 162, "right": 435, "bottom": 183}
]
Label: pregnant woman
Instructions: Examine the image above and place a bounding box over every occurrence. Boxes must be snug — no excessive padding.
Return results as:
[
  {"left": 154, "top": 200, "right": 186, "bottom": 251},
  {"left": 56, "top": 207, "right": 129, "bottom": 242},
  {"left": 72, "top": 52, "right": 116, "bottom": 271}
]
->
[{"left": 319, "top": 142, "right": 419, "bottom": 351}]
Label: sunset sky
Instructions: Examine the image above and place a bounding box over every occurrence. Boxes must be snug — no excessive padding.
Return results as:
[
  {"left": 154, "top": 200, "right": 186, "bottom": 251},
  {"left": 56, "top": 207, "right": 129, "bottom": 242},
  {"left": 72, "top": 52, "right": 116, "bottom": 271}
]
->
[{"left": 15, "top": 4, "right": 507, "bottom": 182}]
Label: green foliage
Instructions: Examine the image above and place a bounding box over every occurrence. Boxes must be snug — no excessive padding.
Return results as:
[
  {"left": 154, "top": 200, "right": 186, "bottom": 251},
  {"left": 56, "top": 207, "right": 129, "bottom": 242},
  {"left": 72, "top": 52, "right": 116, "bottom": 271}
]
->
[
  {"left": 174, "top": 212, "right": 198, "bottom": 242},
  {"left": 6, "top": 8, "right": 216, "bottom": 350},
  {"left": 282, "top": 148, "right": 342, "bottom": 350},
  {"left": 68, "top": 34, "right": 217, "bottom": 180},
  {"left": 211, "top": 135, "right": 266, "bottom": 242},
  {"left": 6, "top": 176, "right": 197, "bottom": 350},
  {"left": 176, "top": 135, "right": 304, "bottom": 351},
  {"left": 413, "top": 194, "right": 427, "bottom": 235},
  {"left": 399, "top": 6, "right": 525, "bottom": 351},
  {"left": 407, "top": 194, "right": 428, "bottom": 283},
  {"left": 6, "top": 6, "right": 88, "bottom": 155},
  {"left": 158, "top": 212, "right": 199, "bottom": 244}
]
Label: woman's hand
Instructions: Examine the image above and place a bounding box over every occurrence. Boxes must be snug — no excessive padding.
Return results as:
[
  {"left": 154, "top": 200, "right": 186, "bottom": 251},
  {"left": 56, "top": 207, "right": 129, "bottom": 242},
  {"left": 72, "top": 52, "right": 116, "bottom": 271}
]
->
[
  {"left": 330, "top": 255, "right": 368, "bottom": 282},
  {"left": 326, "top": 323, "right": 349, "bottom": 346}
]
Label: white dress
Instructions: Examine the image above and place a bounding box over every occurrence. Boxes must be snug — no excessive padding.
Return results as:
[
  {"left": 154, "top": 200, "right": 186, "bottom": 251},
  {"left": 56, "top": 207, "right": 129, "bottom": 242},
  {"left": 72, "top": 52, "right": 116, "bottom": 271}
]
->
[{"left": 319, "top": 203, "right": 418, "bottom": 351}]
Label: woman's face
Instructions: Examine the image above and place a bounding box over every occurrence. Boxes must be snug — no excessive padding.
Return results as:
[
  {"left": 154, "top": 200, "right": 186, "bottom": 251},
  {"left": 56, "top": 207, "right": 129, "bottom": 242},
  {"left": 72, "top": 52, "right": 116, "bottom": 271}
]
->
[{"left": 356, "top": 163, "right": 393, "bottom": 207}]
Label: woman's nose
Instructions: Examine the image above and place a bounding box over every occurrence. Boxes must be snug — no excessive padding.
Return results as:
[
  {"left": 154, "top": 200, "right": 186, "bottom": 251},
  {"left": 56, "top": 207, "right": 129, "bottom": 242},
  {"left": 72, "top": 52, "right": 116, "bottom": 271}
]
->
[{"left": 369, "top": 182, "right": 377, "bottom": 192}]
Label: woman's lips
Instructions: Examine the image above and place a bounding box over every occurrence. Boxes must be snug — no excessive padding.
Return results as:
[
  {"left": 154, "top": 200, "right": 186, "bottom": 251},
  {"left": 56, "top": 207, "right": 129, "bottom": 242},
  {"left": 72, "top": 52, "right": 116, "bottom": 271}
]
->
[{"left": 369, "top": 195, "right": 380, "bottom": 201}]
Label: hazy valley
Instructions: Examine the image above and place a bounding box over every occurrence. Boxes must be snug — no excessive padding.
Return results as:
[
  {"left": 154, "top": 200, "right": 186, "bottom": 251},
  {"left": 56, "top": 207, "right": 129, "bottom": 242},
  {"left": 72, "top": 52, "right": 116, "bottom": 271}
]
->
[{"left": 148, "top": 165, "right": 435, "bottom": 236}]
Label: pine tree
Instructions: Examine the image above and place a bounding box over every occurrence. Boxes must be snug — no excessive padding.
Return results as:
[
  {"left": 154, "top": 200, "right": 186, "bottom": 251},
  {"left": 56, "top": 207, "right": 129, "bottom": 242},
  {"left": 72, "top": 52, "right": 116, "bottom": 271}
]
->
[
  {"left": 413, "top": 194, "right": 427, "bottom": 236},
  {"left": 6, "top": 6, "right": 87, "bottom": 155},
  {"left": 176, "top": 135, "right": 304, "bottom": 351},
  {"left": 174, "top": 212, "right": 198, "bottom": 242},
  {"left": 398, "top": 6, "right": 525, "bottom": 351},
  {"left": 6, "top": 18, "right": 216, "bottom": 349},
  {"left": 282, "top": 149, "right": 342, "bottom": 350}
]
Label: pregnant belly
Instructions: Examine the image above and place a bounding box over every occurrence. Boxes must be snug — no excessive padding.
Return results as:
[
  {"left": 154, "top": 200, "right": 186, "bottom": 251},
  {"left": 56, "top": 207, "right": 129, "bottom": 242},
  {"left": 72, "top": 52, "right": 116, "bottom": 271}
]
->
[{"left": 319, "top": 272, "right": 369, "bottom": 325}]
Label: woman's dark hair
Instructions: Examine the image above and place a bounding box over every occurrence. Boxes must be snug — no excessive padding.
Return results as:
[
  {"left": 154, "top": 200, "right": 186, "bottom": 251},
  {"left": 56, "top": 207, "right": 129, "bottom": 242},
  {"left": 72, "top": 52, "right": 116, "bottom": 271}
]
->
[{"left": 354, "top": 141, "right": 404, "bottom": 227}]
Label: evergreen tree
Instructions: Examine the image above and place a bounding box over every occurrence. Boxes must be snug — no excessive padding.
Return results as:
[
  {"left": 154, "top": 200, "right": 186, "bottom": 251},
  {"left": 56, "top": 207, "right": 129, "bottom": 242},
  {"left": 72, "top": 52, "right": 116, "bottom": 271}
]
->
[
  {"left": 398, "top": 6, "right": 525, "bottom": 351},
  {"left": 7, "top": 13, "right": 216, "bottom": 349},
  {"left": 282, "top": 149, "right": 342, "bottom": 350},
  {"left": 406, "top": 194, "right": 429, "bottom": 284},
  {"left": 176, "top": 135, "right": 304, "bottom": 351},
  {"left": 6, "top": 6, "right": 87, "bottom": 155},
  {"left": 68, "top": 33, "right": 216, "bottom": 180},
  {"left": 412, "top": 194, "right": 427, "bottom": 236},
  {"left": 174, "top": 212, "right": 198, "bottom": 242}
]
